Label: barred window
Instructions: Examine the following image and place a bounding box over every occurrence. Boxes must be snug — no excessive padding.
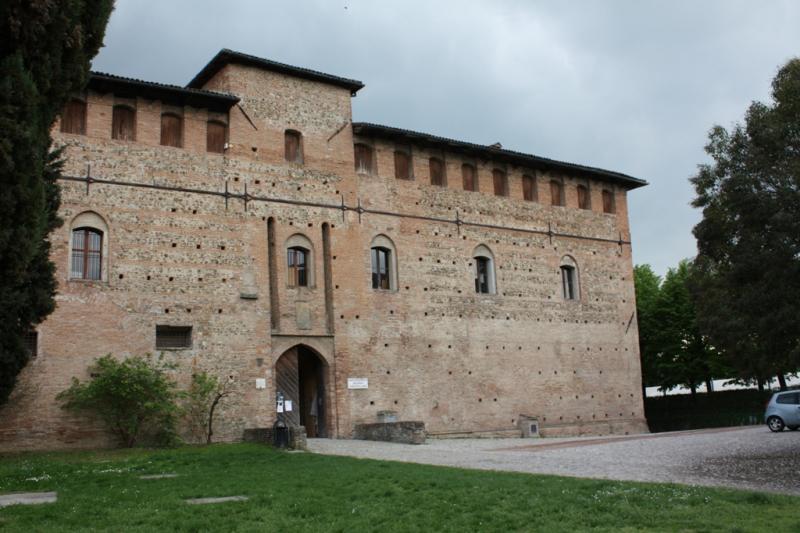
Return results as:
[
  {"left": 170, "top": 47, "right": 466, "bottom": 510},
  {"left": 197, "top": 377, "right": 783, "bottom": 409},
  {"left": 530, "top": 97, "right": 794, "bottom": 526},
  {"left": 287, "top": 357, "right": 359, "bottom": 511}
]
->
[
  {"left": 24, "top": 330, "right": 38, "bottom": 358},
  {"left": 156, "top": 325, "right": 192, "bottom": 350},
  {"left": 71, "top": 228, "right": 103, "bottom": 280}
]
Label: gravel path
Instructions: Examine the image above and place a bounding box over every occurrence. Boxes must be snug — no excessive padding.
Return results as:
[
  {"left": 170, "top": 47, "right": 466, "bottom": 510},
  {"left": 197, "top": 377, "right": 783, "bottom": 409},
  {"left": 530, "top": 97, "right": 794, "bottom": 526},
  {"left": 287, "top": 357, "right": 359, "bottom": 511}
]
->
[{"left": 307, "top": 426, "right": 800, "bottom": 495}]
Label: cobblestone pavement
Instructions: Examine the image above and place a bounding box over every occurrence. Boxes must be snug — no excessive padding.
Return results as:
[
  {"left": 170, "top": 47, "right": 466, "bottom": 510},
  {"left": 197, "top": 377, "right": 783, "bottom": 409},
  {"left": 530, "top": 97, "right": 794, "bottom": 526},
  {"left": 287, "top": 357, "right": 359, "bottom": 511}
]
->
[{"left": 307, "top": 426, "right": 800, "bottom": 495}]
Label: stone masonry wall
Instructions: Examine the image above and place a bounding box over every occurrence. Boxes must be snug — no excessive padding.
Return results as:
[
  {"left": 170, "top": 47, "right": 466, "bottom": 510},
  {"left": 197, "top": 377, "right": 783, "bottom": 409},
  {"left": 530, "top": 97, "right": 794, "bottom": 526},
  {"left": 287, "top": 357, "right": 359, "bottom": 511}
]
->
[{"left": 0, "top": 61, "right": 647, "bottom": 451}]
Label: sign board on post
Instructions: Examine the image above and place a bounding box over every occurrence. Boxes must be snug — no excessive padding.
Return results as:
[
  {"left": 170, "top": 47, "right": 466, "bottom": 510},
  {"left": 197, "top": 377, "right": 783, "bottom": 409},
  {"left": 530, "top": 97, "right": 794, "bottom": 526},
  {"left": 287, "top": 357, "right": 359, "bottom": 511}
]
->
[{"left": 347, "top": 377, "right": 368, "bottom": 389}]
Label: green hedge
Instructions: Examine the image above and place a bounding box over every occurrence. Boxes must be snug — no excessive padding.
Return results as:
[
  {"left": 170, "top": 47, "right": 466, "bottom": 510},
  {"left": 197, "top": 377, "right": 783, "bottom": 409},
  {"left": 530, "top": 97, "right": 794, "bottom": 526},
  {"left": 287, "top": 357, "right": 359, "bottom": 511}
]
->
[{"left": 644, "top": 389, "right": 773, "bottom": 432}]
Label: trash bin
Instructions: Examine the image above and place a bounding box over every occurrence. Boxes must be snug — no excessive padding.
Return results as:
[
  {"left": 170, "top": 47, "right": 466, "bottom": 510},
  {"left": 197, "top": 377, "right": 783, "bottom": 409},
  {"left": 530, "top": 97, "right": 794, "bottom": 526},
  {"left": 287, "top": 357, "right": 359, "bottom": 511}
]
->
[{"left": 273, "top": 420, "right": 289, "bottom": 449}]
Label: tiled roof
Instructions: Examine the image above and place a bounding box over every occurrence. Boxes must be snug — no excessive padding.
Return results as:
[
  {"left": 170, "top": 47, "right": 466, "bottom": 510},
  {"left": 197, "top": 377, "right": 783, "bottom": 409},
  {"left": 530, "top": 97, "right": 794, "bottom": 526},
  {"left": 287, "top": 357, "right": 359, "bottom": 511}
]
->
[
  {"left": 187, "top": 49, "right": 365, "bottom": 95},
  {"left": 352, "top": 122, "right": 647, "bottom": 189},
  {"left": 88, "top": 72, "right": 239, "bottom": 112}
]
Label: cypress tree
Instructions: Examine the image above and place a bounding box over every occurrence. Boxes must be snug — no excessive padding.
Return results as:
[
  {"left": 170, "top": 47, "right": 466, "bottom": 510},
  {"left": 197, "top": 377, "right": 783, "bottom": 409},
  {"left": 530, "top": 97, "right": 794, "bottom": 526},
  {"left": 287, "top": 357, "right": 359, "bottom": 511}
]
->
[{"left": 0, "top": 1, "right": 114, "bottom": 403}]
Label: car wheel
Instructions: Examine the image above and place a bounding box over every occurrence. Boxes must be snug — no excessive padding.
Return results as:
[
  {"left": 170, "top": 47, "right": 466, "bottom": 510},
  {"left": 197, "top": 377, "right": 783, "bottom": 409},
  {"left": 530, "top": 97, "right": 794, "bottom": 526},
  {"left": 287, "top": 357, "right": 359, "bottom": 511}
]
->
[
  {"left": 787, "top": 425, "right": 799, "bottom": 431},
  {"left": 767, "top": 416, "right": 785, "bottom": 432}
]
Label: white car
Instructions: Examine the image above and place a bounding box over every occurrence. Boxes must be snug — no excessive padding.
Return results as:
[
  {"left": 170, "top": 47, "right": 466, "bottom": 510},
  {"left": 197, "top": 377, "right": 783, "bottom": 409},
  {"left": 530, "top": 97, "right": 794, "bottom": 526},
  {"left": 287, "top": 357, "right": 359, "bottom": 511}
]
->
[{"left": 765, "top": 391, "right": 800, "bottom": 432}]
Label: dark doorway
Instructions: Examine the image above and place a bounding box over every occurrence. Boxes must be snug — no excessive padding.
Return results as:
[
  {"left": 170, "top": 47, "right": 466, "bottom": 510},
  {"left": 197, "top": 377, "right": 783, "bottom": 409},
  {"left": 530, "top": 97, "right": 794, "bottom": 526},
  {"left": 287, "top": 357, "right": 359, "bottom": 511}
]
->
[{"left": 274, "top": 345, "right": 327, "bottom": 438}]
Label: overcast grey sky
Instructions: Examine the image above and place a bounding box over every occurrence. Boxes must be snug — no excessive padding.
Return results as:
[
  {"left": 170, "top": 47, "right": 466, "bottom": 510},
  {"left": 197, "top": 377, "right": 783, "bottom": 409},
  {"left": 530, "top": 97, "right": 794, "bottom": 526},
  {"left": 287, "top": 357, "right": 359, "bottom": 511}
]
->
[{"left": 91, "top": 1, "right": 800, "bottom": 276}]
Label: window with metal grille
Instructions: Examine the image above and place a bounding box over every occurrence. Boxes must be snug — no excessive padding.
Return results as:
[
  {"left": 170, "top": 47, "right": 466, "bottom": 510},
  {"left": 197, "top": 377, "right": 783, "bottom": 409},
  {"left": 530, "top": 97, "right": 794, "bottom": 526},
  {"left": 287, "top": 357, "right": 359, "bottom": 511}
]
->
[
  {"left": 462, "top": 164, "right": 478, "bottom": 191},
  {"left": 24, "top": 330, "right": 38, "bottom": 358},
  {"left": 394, "top": 150, "right": 411, "bottom": 180},
  {"left": 354, "top": 143, "right": 373, "bottom": 174},
  {"left": 288, "top": 246, "right": 308, "bottom": 287},
  {"left": 493, "top": 169, "right": 508, "bottom": 197},
  {"left": 550, "top": 180, "right": 564, "bottom": 206},
  {"left": 156, "top": 325, "right": 192, "bottom": 350},
  {"left": 429, "top": 158, "right": 445, "bottom": 187},
  {"left": 577, "top": 185, "right": 591, "bottom": 210},
  {"left": 602, "top": 189, "right": 615, "bottom": 214},
  {"left": 523, "top": 175, "right": 536, "bottom": 202},
  {"left": 285, "top": 130, "right": 303, "bottom": 163},
  {"left": 561, "top": 265, "right": 577, "bottom": 300},
  {"left": 71, "top": 228, "right": 102, "bottom": 280},
  {"left": 371, "top": 247, "right": 391, "bottom": 290},
  {"left": 61, "top": 99, "right": 86, "bottom": 135},
  {"left": 111, "top": 105, "right": 135, "bottom": 141},
  {"left": 207, "top": 120, "right": 227, "bottom": 153},
  {"left": 160, "top": 113, "right": 183, "bottom": 148}
]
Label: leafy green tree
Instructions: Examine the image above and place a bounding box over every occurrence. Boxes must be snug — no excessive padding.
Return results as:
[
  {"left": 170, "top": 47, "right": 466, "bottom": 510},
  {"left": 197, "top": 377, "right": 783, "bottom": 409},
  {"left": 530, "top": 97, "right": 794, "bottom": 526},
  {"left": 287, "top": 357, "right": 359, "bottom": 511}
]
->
[
  {"left": 690, "top": 58, "right": 800, "bottom": 389},
  {"left": 634, "top": 264, "right": 662, "bottom": 389},
  {"left": 58, "top": 355, "right": 181, "bottom": 447},
  {"left": 185, "top": 371, "right": 236, "bottom": 445},
  {"left": 0, "top": 1, "right": 115, "bottom": 404}
]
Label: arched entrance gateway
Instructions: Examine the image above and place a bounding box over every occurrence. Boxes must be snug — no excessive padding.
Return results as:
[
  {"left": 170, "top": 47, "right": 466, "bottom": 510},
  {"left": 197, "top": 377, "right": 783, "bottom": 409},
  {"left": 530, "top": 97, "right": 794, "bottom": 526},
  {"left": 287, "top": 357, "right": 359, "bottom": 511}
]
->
[{"left": 274, "top": 345, "right": 328, "bottom": 438}]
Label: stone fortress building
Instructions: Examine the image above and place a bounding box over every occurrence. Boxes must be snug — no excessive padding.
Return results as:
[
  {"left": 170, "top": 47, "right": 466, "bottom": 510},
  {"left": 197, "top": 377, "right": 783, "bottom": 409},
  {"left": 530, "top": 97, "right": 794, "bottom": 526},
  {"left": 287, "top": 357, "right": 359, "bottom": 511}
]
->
[{"left": 0, "top": 49, "right": 648, "bottom": 450}]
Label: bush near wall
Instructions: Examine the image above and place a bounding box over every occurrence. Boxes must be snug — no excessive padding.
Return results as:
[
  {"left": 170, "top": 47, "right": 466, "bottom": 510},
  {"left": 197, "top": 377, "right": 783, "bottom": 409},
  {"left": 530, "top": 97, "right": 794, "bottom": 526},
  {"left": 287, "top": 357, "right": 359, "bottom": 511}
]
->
[{"left": 645, "top": 389, "right": 773, "bottom": 433}]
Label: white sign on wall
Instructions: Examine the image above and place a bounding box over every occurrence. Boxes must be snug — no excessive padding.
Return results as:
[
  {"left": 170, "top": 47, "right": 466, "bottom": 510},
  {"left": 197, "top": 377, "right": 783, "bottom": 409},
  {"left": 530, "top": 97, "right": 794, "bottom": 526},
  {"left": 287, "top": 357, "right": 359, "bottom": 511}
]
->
[
  {"left": 255, "top": 378, "right": 266, "bottom": 390},
  {"left": 347, "top": 377, "right": 368, "bottom": 389}
]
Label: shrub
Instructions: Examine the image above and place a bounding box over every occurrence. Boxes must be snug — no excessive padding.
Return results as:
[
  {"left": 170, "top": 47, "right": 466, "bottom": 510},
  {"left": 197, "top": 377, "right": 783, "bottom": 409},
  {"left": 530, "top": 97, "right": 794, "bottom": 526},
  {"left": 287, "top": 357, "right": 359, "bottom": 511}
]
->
[
  {"left": 57, "top": 354, "right": 181, "bottom": 447},
  {"left": 185, "top": 371, "right": 235, "bottom": 444}
]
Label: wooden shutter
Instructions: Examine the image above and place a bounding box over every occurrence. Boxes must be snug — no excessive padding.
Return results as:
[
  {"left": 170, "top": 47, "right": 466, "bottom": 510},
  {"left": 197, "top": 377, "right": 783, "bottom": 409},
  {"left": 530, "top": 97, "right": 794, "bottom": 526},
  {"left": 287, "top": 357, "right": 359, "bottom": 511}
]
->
[
  {"left": 61, "top": 99, "right": 86, "bottom": 135},
  {"left": 578, "top": 185, "right": 590, "bottom": 209},
  {"left": 462, "top": 164, "right": 477, "bottom": 191},
  {"left": 112, "top": 106, "right": 135, "bottom": 141},
  {"left": 394, "top": 151, "right": 411, "bottom": 180},
  {"left": 160, "top": 114, "right": 182, "bottom": 147},
  {"left": 354, "top": 144, "right": 372, "bottom": 173},
  {"left": 550, "top": 181, "right": 563, "bottom": 206},
  {"left": 602, "top": 190, "right": 615, "bottom": 213},
  {"left": 523, "top": 175, "right": 536, "bottom": 202},
  {"left": 430, "top": 158, "right": 445, "bottom": 186},
  {"left": 285, "top": 130, "right": 302, "bottom": 163},
  {"left": 493, "top": 169, "right": 507, "bottom": 197},
  {"left": 207, "top": 121, "right": 226, "bottom": 153}
]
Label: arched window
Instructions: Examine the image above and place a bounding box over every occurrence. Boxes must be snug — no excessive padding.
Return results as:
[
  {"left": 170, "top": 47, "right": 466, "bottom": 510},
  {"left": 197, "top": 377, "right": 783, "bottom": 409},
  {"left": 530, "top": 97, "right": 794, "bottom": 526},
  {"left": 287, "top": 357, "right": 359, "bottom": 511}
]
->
[
  {"left": 61, "top": 98, "right": 86, "bottom": 135},
  {"left": 493, "top": 169, "right": 508, "bottom": 197},
  {"left": 160, "top": 113, "right": 183, "bottom": 148},
  {"left": 69, "top": 212, "right": 109, "bottom": 282},
  {"left": 370, "top": 234, "right": 398, "bottom": 291},
  {"left": 288, "top": 247, "right": 309, "bottom": 287},
  {"left": 111, "top": 105, "right": 135, "bottom": 141},
  {"left": 285, "top": 129, "right": 303, "bottom": 163},
  {"left": 602, "top": 189, "right": 615, "bottom": 214},
  {"left": 207, "top": 120, "right": 227, "bottom": 153},
  {"left": 550, "top": 180, "right": 564, "bottom": 206},
  {"left": 429, "top": 157, "right": 445, "bottom": 187},
  {"left": 473, "top": 244, "right": 496, "bottom": 294},
  {"left": 577, "top": 185, "right": 591, "bottom": 210},
  {"left": 462, "top": 163, "right": 478, "bottom": 192},
  {"left": 523, "top": 174, "right": 536, "bottom": 202},
  {"left": 354, "top": 143, "right": 374, "bottom": 174},
  {"left": 560, "top": 256, "right": 579, "bottom": 300},
  {"left": 394, "top": 150, "right": 412, "bottom": 180},
  {"left": 285, "top": 234, "right": 315, "bottom": 288}
]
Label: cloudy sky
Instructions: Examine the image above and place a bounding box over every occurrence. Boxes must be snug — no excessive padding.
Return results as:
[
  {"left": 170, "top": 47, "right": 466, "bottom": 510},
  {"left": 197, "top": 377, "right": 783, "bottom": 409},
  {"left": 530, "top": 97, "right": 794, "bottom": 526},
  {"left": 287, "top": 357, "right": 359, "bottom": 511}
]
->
[{"left": 91, "top": 1, "right": 800, "bottom": 276}]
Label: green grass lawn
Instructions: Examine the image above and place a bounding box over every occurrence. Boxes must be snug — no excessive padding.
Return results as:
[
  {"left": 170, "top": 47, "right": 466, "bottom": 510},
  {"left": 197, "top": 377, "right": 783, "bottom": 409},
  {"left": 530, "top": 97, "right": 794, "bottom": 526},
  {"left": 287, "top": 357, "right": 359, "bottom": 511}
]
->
[{"left": 0, "top": 443, "right": 797, "bottom": 532}]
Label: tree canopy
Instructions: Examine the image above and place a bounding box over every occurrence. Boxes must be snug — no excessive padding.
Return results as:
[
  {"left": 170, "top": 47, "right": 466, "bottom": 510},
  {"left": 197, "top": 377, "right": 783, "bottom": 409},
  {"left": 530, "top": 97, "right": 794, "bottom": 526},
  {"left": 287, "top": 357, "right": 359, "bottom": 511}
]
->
[
  {"left": 0, "top": 1, "right": 114, "bottom": 403},
  {"left": 690, "top": 58, "right": 800, "bottom": 387}
]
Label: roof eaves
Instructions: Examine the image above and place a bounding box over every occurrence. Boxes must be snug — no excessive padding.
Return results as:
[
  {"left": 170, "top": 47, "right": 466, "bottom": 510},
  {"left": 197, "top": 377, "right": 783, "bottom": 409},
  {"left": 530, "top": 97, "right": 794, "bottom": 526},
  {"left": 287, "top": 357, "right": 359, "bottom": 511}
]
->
[
  {"left": 187, "top": 49, "right": 365, "bottom": 95},
  {"left": 352, "top": 122, "right": 647, "bottom": 189}
]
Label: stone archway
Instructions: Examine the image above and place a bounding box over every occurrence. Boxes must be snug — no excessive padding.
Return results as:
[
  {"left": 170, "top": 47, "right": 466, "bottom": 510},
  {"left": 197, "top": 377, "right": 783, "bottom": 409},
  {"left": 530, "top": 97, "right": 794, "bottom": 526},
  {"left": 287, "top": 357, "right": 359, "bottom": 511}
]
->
[{"left": 274, "top": 344, "right": 329, "bottom": 438}]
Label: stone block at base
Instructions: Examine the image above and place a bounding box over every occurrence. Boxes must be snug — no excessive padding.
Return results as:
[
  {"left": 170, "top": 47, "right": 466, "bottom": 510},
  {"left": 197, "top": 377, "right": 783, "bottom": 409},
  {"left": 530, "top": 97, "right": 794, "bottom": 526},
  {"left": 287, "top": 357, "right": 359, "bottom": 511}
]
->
[{"left": 354, "top": 421, "right": 426, "bottom": 444}]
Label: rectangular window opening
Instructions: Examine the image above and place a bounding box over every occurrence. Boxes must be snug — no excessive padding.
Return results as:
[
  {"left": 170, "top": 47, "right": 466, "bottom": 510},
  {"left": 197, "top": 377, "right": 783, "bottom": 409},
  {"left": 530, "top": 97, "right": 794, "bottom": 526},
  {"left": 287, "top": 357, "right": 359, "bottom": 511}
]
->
[{"left": 156, "top": 325, "right": 192, "bottom": 350}]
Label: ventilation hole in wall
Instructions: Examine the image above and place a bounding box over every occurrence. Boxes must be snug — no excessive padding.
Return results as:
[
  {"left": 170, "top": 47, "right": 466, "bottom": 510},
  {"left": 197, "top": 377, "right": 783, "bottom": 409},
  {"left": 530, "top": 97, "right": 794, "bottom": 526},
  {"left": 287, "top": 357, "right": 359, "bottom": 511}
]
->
[
  {"left": 468, "top": 371, "right": 472, "bottom": 375},
  {"left": 386, "top": 370, "right": 391, "bottom": 375},
  {"left": 493, "top": 398, "right": 497, "bottom": 402},
  {"left": 405, "top": 286, "right": 410, "bottom": 290},
  {"left": 491, "top": 315, "right": 495, "bottom": 319},
  {"left": 512, "top": 419, "right": 515, "bottom": 424},
  {"left": 384, "top": 343, "right": 388, "bottom": 348},
  {"left": 591, "top": 395, "right": 594, "bottom": 399},
  {"left": 448, "top": 371, "right": 452, "bottom": 375},
  {"left": 543, "top": 416, "right": 547, "bottom": 421},
  {"left": 423, "top": 288, "right": 428, "bottom": 292},
  {"left": 169, "top": 277, "right": 174, "bottom": 282},
  {"left": 171, "top": 243, "right": 177, "bottom": 248},
  {"left": 625, "top": 348, "right": 629, "bottom": 351},
  {"left": 518, "top": 346, "right": 522, "bottom": 351},
  {"left": 576, "top": 415, "right": 581, "bottom": 419},
  {"left": 335, "top": 285, "right": 339, "bottom": 289},
  {"left": 618, "top": 394, "right": 622, "bottom": 398},
  {"left": 187, "top": 308, "right": 192, "bottom": 313},
  {"left": 506, "top": 316, "right": 510, "bottom": 320},
  {"left": 462, "top": 235, "right": 467, "bottom": 240},
  {"left": 220, "top": 245, "right": 226, "bottom": 250},
  {"left": 495, "top": 239, "right": 500, "bottom": 244},
  {"left": 198, "top": 277, "right": 203, "bottom": 282},
  {"left": 537, "top": 346, "right": 541, "bottom": 350},
  {"left": 428, "top": 344, "right": 432, "bottom": 348},
  {"left": 146, "top": 275, "right": 151, "bottom": 280},
  {"left": 418, "top": 257, "right": 423, "bottom": 261},
  {"left": 335, "top": 190, "right": 340, "bottom": 195},
  {"left": 165, "top": 308, "right": 170, "bottom": 314},
  {"left": 296, "top": 186, "right": 302, "bottom": 191},
  {"left": 171, "top": 208, "right": 176, "bottom": 213},
  {"left": 424, "top": 312, "right": 428, "bottom": 317},
  {"left": 234, "top": 177, "right": 239, "bottom": 182},
  {"left": 340, "top": 314, "right": 344, "bottom": 319},
  {"left": 355, "top": 315, "right": 360, "bottom": 319},
  {"left": 394, "top": 400, "right": 398, "bottom": 405},
  {"left": 478, "top": 398, "right": 482, "bottom": 402},
  {"left": 547, "top": 296, "right": 551, "bottom": 299},
  {"left": 118, "top": 274, "right": 124, "bottom": 279},
  {"left": 605, "top": 413, "right": 609, "bottom": 417},
  {"left": 196, "top": 244, "right": 201, "bottom": 249},
  {"left": 415, "top": 202, "right": 419, "bottom": 206},
  {"left": 592, "top": 414, "right": 596, "bottom": 419},
  {"left": 502, "top": 346, "right": 506, "bottom": 350},
  {"left": 538, "top": 371, "right": 542, "bottom": 375},
  {"left": 600, "top": 370, "right": 603, "bottom": 374},
  {"left": 218, "top": 309, "right": 223, "bottom": 314},
  {"left": 370, "top": 401, "right": 374, "bottom": 405},
  {"left": 289, "top": 222, "right": 294, "bottom": 226},
  {"left": 415, "top": 230, "right": 420, "bottom": 234},
  {"left": 458, "top": 314, "right": 463, "bottom": 318},
  {"left": 192, "top": 209, "right": 197, "bottom": 214},
  {"left": 254, "top": 180, "right": 260, "bottom": 185},
  {"left": 333, "top": 255, "right": 337, "bottom": 260},
  {"left": 554, "top": 370, "right": 558, "bottom": 375},
  {"left": 559, "top": 416, "right": 563, "bottom": 420},
  {"left": 571, "top": 347, "right": 575, "bottom": 351},
  {"left": 389, "top": 310, "right": 394, "bottom": 315}
]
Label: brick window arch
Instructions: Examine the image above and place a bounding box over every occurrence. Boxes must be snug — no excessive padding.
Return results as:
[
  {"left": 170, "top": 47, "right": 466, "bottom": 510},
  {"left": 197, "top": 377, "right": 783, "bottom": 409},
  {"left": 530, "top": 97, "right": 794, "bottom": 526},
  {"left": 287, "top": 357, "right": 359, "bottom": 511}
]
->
[
  {"left": 473, "top": 244, "right": 497, "bottom": 294},
  {"left": 560, "top": 255, "right": 580, "bottom": 300},
  {"left": 68, "top": 211, "right": 109, "bottom": 282},
  {"left": 370, "top": 234, "right": 398, "bottom": 291},
  {"left": 160, "top": 113, "right": 183, "bottom": 148}
]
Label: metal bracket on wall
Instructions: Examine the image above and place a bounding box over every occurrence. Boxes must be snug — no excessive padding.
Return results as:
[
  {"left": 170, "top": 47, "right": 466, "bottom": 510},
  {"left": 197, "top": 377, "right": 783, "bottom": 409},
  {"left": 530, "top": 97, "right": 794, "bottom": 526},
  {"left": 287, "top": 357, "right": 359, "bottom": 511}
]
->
[
  {"left": 455, "top": 210, "right": 462, "bottom": 235},
  {"left": 547, "top": 221, "right": 554, "bottom": 245},
  {"left": 243, "top": 182, "right": 249, "bottom": 212},
  {"left": 85, "top": 164, "right": 92, "bottom": 195},
  {"left": 625, "top": 311, "right": 635, "bottom": 334},
  {"left": 224, "top": 180, "right": 230, "bottom": 211}
]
